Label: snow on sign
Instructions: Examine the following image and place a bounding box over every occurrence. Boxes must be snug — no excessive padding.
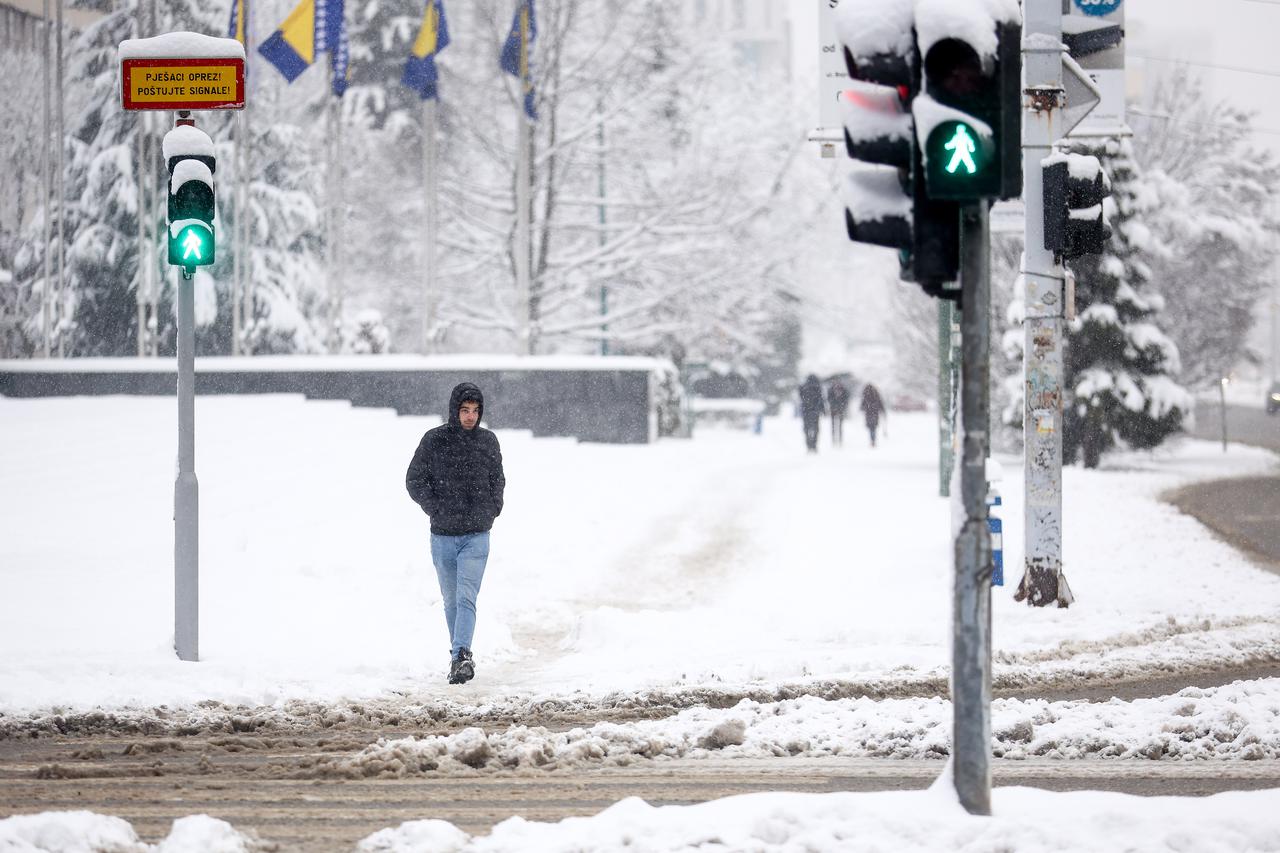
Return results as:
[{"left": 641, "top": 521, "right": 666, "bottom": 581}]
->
[{"left": 119, "top": 33, "right": 246, "bottom": 111}]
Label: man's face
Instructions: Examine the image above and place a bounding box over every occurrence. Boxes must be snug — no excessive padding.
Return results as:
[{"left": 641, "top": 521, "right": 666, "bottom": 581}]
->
[{"left": 459, "top": 401, "right": 481, "bottom": 430}]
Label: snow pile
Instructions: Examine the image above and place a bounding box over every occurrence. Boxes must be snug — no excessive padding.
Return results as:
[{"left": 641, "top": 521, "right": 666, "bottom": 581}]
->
[
  {"left": 914, "top": 0, "right": 1019, "bottom": 62},
  {"left": 834, "top": 0, "right": 914, "bottom": 62},
  {"left": 357, "top": 820, "right": 469, "bottom": 853},
  {"left": 313, "top": 679, "right": 1280, "bottom": 777},
  {"left": 118, "top": 33, "right": 245, "bottom": 61},
  {"left": 0, "top": 813, "right": 263, "bottom": 853},
  {"left": 358, "top": 787, "right": 1280, "bottom": 852}
]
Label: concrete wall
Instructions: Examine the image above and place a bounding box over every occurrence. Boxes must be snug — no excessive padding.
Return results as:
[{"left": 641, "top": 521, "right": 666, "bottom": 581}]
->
[{"left": 0, "top": 367, "right": 657, "bottom": 443}]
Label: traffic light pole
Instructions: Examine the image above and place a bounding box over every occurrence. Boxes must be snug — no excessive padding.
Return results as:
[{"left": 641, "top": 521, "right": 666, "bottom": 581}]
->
[
  {"left": 938, "top": 300, "right": 958, "bottom": 498},
  {"left": 1018, "top": 0, "right": 1069, "bottom": 607},
  {"left": 953, "top": 201, "right": 993, "bottom": 816},
  {"left": 174, "top": 113, "right": 199, "bottom": 662}
]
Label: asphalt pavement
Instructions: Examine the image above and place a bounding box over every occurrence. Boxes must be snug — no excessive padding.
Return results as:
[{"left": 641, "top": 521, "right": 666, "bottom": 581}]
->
[
  {"left": 1192, "top": 399, "right": 1280, "bottom": 454},
  {"left": 1174, "top": 400, "right": 1280, "bottom": 570}
]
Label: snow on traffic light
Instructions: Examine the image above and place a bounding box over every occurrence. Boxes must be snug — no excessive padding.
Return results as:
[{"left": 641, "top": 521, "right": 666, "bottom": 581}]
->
[
  {"left": 835, "top": 0, "right": 960, "bottom": 297},
  {"left": 1042, "top": 151, "right": 1112, "bottom": 259},
  {"left": 914, "top": 0, "right": 1021, "bottom": 201},
  {"left": 163, "top": 124, "right": 217, "bottom": 273}
]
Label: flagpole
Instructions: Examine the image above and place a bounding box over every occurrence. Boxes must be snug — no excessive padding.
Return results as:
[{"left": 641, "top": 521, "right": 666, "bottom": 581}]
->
[
  {"left": 240, "top": 0, "right": 254, "bottom": 355},
  {"left": 516, "top": 111, "right": 531, "bottom": 355},
  {"left": 422, "top": 97, "right": 438, "bottom": 354},
  {"left": 54, "top": 0, "right": 65, "bottom": 357},
  {"left": 336, "top": 98, "right": 345, "bottom": 349},
  {"left": 41, "top": 0, "right": 51, "bottom": 358}
]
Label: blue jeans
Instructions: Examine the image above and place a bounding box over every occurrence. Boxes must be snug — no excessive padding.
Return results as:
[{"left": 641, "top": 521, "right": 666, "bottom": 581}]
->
[{"left": 430, "top": 532, "right": 490, "bottom": 658}]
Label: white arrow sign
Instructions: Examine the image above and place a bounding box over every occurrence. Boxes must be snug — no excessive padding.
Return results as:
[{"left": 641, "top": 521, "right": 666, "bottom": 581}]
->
[{"left": 1060, "top": 52, "right": 1103, "bottom": 137}]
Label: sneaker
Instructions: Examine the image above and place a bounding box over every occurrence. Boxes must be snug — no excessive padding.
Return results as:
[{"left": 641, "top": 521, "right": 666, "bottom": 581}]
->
[
  {"left": 451, "top": 648, "right": 475, "bottom": 684},
  {"left": 447, "top": 654, "right": 463, "bottom": 684}
]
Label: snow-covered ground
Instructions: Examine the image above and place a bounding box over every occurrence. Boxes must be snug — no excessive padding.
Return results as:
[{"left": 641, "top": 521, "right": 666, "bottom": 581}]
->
[
  {"left": 1, "top": 394, "right": 1278, "bottom": 716},
  {"left": 5, "top": 784, "right": 1280, "bottom": 852}
]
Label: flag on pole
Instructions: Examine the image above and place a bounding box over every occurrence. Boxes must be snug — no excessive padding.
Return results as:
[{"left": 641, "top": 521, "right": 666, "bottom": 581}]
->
[
  {"left": 403, "top": 0, "right": 449, "bottom": 100},
  {"left": 227, "top": 0, "right": 247, "bottom": 45},
  {"left": 499, "top": 0, "right": 536, "bottom": 120},
  {"left": 258, "top": 0, "right": 346, "bottom": 87},
  {"left": 330, "top": 10, "right": 350, "bottom": 96}
]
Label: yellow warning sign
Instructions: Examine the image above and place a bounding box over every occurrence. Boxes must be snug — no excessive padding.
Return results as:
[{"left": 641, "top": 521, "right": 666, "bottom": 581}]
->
[{"left": 122, "top": 59, "right": 245, "bottom": 110}]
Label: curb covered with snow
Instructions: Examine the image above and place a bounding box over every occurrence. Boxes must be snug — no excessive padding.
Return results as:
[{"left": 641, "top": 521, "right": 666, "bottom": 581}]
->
[{"left": 306, "top": 678, "right": 1280, "bottom": 778}]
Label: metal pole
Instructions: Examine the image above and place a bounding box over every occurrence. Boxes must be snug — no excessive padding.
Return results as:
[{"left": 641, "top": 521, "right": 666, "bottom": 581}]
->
[
  {"left": 1019, "top": 0, "right": 1069, "bottom": 607},
  {"left": 136, "top": 117, "right": 147, "bottom": 357},
  {"left": 232, "top": 112, "right": 242, "bottom": 356},
  {"left": 422, "top": 97, "right": 437, "bottom": 353},
  {"left": 597, "top": 97, "right": 607, "bottom": 356},
  {"left": 335, "top": 99, "right": 345, "bottom": 348},
  {"left": 240, "top": 0, "right": 252, "bottom": 353},
  {"left": 54, "top": 0, "right": 65, "bottom": 356},
  {"left": 1219, "top": 378, "right": 1229, "bottom": 452},
  {"left": 515, "top": 114, "right": 531, "bottom": 355},
  {"left": 147, "top": 112, "right": 161, "bottom": 357},
  {"left": 174, "top": 115, "right": 200, "bottom": 662},
  {"left": 938, "top": 299, "right": 954, "bottom": 497},
  {"left": 40, "top": 0, "right": 50, "bottom": 358},
  {"left": 953, "top": 201, "right": 992, "bottom": 817}
]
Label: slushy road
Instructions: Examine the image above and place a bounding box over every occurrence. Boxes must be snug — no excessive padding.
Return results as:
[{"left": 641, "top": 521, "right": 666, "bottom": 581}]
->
[{"left": 4, "top": 740, "right": 1280, "bottom": 852}]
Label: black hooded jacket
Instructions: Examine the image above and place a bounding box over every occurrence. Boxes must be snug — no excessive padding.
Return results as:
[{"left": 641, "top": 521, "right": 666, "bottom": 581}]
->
[{"left": 405, "top": 383, "right": 506, "bottom": 535}]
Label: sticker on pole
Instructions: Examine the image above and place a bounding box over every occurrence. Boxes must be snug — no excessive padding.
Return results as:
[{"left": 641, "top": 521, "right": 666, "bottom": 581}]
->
[
  {"left": 1072, "top": 0, "right": 1122, "bottom": 17},
  {"left": 119, "top": 32, "right": 246, "bottom": 111}
]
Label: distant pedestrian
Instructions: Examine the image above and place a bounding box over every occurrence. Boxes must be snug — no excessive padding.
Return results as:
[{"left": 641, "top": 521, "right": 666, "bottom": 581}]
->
[
  {"left": 827, "top": 378, "right": 851, "bottom": 447},
  {"left": 405, "top": 383, "right": 506, "bottom": 685},
  {"left": 799, "top": 374, "right": 826, "bottom": 452},
  {"left": 860, "top": 382, "right": 886, "bottom": 447}
]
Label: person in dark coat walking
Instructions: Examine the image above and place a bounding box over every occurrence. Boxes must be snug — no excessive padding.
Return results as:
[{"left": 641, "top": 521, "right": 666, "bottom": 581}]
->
[
  {"left": 860, "top": 382, "right": 886, "bottom": 447},
  {"left": 827, "top": 378, "right": 851, "bottom": 447},
  {"left": 405, "top": 382, "right": 506, "bottom": 684},
  {"left": 798, "top": 374, "right": 826, "bottom": 452}
]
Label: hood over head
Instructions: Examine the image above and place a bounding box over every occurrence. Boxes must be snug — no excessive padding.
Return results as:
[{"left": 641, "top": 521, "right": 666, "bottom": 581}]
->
[{"left": 448, "top": 382, "right": 485, "bottom": 428}]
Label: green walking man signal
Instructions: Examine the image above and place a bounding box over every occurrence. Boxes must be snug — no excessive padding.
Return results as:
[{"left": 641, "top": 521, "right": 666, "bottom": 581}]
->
[{"left": 944, "top": 126, "right": 978, "bottom": 176}]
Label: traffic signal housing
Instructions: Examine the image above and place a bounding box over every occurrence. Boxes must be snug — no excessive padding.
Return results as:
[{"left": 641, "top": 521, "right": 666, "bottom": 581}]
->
[
  {"left": 163, "top": 125, "right": 217, "bottom": 271},
  {"left": 1042, "top": 152, "right": 1111, "bottom": 259},
  {"left": 836, "top": 0, "right": 959, "bottom": 295},
  {"left": 916, "top": 17, "right": 1021, "bottom": 201}
]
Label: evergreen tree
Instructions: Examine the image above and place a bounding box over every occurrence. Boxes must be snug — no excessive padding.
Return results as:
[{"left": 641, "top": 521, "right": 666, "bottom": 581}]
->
[
  {"left": 1063, "top": 138, "right": 1191, "bottom": 468},
  {"left": 10, "top": 0, "right": 328, "bottom": 357}
]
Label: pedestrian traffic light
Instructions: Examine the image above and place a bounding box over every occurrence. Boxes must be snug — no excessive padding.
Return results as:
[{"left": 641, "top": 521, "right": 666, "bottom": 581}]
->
[
  {"left": 836, "top": 0, "right": 959, "bottom": 296},
  {"left": 916, "top": 13, "right": 1021, "bottom": 201},
  {"left": 163, "top": 125, "right": 217, "bottom": 272},
  {"left": 1042, "top": 151, "right": 1111, "bottom": 259}
]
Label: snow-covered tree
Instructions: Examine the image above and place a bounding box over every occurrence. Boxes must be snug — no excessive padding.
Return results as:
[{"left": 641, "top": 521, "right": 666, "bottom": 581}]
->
[
  {"left": 0, "top": 44, "right": 43, "bottom": 357},
  {"left": 1132, "top": 68, "right": 1280, "bottom": 387},
  {"left": 6, "top": 0, "right": 329, "bottom": 357},
  {"left": 352, "top": 0, "right": 815, "bottom": 371},
  {"left": 1062, "top": 137, "right": 1192, "bottom": 468}
]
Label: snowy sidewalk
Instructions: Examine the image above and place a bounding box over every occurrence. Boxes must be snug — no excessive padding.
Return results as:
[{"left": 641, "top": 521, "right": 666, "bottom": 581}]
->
[{"left": 1, "top": 394, "right": 1279, "bottom": 715}]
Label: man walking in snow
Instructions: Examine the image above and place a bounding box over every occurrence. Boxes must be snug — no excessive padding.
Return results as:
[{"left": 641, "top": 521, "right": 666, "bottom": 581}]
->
[
  {"left": 798, "top": 374, "right": 826, "bottom": 453},
  {"left": 860, "top": 382, "right": 886, "bottom": 447},
  {"left": 827, "top": 378, "right": 850, "bottom": 448},
  {"left": 406, "top": 383, "right": 506, "bottom": 685}
]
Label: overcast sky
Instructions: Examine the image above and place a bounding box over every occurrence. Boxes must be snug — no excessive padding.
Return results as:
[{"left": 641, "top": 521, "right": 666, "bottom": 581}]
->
[{"left": 791, "top": 0, "right": 1280, "bottom": 154}]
